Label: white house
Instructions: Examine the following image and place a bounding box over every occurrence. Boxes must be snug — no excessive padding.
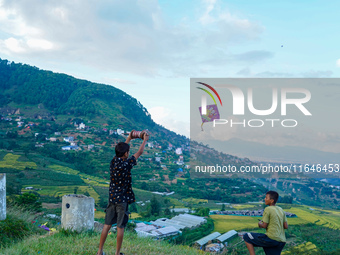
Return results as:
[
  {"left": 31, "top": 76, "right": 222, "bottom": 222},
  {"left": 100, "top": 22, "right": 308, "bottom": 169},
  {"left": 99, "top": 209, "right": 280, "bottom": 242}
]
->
[
  {"left": 117, "top": 129, "right": 125, "bottom": 135},
  {"left": 62, "top": 145, "right": 80, "bottom": 151},
  {"left": 175, "top": 148, "right": 182, "bottom": 155},
  {"left": 177, "top": 156, "right": 184, "bottom": 165},
  {"left": 64, "top": 136, "right": 74, "bottom": 142}
]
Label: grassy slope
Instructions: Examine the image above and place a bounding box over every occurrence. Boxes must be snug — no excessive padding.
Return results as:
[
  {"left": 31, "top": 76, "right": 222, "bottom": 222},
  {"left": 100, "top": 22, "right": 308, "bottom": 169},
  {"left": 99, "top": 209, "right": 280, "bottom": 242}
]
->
[
  {"left": 0, "top": 204, "right": 203, "bottom": 255},
  {"left": 0, "top": 230, "right": 204, "bottom": 255}
]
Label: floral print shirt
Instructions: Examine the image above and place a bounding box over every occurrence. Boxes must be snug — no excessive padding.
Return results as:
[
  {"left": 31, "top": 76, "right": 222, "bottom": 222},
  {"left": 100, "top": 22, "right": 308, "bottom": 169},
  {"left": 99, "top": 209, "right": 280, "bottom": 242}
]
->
[{"left": 109, "top": 155, "right": 137, "bottom": 204}]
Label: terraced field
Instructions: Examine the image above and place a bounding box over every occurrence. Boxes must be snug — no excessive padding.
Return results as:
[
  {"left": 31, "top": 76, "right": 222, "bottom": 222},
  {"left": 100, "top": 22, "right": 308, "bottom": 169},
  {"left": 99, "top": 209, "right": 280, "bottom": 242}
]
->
[
  {"left": 211, "top": 204, "right": 340, "bottom": 233},
  {"left": 287, "top": 206, "right": 340, "bottom": 230},
  {"left": 211, "top": 215, "right": 260, "bottom": 232},
  {"left": 21, "top": 184, "right": 100, "bottom": 202},
  {"left": 282, "top": 242, "right": 318, "bottom": 254},
  {"left": 49, "top": 164, "right": 108, "bottom": 187},
  {"left": 231, "top": 204, "right": 258, "bottom": 210},
  {"left": 0, "top": 153, "right": 37, "bottom": 170}
]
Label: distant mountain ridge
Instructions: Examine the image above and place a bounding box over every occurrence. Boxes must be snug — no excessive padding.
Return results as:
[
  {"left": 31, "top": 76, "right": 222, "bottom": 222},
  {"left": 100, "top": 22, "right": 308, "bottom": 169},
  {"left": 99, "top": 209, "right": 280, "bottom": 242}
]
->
[{"left": 211, "top": 138, "right": 340, "bottom": 164}]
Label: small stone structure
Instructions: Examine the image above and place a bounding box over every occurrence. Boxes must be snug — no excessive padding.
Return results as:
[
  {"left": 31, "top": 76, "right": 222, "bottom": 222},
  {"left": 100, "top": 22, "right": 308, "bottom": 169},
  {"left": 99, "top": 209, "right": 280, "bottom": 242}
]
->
[
  {"left": 0, "top": 174, "right": 5, "bottom": 221},
  {"left": 61, "top": 194, "right": 95, "bottom": 232}
]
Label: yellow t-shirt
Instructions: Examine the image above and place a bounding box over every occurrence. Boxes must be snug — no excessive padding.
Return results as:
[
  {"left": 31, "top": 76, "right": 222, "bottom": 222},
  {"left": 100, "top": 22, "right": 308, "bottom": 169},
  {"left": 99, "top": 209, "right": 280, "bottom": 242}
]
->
[{"left": 262, "top": 205, "right": 287, "bottom": 243}]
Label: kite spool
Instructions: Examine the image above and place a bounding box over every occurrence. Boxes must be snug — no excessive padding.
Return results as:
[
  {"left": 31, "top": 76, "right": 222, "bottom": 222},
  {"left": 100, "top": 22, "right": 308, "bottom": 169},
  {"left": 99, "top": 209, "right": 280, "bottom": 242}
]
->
[{"left": 131, "top": 130, "right": 149, "bottom": 139}]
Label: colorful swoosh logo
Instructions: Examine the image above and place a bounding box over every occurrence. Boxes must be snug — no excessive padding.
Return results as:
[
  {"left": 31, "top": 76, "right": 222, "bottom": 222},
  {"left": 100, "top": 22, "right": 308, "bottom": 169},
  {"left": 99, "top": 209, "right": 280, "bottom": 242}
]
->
[{"left": 196, "top": 82, "right": 223, "bottom": 106}]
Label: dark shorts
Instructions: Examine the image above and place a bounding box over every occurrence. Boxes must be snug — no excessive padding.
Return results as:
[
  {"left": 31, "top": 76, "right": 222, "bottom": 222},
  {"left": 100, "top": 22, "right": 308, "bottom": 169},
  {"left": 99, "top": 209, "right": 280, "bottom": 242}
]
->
[
  {"left": 243, "top": 232, "right": 286, "bottom": 255},
  {"left": 104, "top": 202, "right": 130, "bottom": 228}
]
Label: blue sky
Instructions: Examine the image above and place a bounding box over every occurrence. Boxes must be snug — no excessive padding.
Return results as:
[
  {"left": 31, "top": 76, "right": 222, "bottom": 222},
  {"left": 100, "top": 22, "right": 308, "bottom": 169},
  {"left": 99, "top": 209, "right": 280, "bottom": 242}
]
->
[{"left": 0, "top": 0, "right": 339, "bottom": 138}]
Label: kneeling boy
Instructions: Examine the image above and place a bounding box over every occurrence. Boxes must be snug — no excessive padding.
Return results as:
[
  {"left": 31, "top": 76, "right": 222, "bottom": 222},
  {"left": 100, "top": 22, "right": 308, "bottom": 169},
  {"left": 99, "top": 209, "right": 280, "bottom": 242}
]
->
[{"left": 243, "top": 191, "right": 288, "bottom": 255}]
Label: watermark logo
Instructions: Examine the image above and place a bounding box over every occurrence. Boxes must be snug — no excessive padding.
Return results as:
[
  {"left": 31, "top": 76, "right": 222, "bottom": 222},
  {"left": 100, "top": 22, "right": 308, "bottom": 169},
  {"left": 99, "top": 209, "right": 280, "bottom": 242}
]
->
[
  {"left": 197, "top": 82, "right": 312, "bottom": 128},
  {"left": 196, "top": 82, "right": 223, "bottom": 130}
]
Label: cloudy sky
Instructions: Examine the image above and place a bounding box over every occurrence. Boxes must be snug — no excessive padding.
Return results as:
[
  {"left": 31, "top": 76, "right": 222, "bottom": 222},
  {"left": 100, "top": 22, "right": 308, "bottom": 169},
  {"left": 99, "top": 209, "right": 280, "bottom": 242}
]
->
[{"left": 1, "top": 0, "right": 340, "bottom": 138}]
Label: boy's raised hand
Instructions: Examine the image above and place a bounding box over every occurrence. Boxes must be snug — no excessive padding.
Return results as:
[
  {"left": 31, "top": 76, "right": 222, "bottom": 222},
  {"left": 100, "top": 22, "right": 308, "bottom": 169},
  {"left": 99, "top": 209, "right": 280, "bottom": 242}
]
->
[
  {"left": 125, "top": 129, "right": 135, "bottom": 144},
  {"left": 129, "top": 130, "right": 135, "bottom": 139},
  {"left": 143, "top": 133, "right": 149, "bottom": 142}
]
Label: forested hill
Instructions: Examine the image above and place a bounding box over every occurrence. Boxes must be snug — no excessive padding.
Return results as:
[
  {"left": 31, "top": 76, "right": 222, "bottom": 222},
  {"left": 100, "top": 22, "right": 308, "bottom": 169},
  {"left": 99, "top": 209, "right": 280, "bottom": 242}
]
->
[{"left": 0, "top": 58, "right": 163, "bottom": 134}]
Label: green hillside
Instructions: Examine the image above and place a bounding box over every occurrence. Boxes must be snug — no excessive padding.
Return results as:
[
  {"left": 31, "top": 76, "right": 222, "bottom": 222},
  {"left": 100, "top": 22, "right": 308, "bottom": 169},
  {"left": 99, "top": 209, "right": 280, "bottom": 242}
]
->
[
  {"left": 1, "top": 58, "right": 339, "bottom": 209},
  {"left": 0, "top": 58, "right": 270, "bottom": 207},
  {"left": 0, "top": 58, "right": 154, "bottom": 130},
  {"left": 1, "top": 58, "right": 340, "bottom": 254}
]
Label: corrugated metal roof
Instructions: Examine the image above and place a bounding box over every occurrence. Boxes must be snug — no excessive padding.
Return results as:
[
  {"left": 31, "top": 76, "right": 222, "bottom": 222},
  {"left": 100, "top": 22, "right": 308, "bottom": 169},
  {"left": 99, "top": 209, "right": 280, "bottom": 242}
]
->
[
  {"left": 155, "top": 226, "right": 179, "bottom": 235},
  {"left": 151, "top": 219, "right": 185, "bottom": 230},
  {"left": 216, "top": 230, "right": 238, "bottom": 242},
  {"left": 195, "top": 232, "right": 221, "bottom": 246},
  {"left": 180, "top": 214, "right": 206, "bottom": 221},
  {"left": 150, "top": 214, "right": 206, "bottom": 230}
]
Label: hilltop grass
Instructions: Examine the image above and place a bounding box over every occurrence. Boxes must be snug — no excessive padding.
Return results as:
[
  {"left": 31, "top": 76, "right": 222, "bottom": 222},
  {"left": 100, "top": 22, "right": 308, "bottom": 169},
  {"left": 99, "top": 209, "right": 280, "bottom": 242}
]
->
[
  {"left": 1, "top": 204, "right": 203, "bottom": 255},
  {"left": 0, "top": 228, "right": 205, "bottom": 255},
  {"left": 0, "top": 206, "right": 46, "bottom": 248}
]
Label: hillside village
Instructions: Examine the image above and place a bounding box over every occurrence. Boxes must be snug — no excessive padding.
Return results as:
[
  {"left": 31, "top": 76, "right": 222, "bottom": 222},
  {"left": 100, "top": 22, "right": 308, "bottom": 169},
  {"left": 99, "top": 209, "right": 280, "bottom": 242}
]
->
[
  {"left": 0, "top": 113, "right": 192, "bottom": 167},
  {"left": 1, "top": 109, "right": 340, "bottom": 210}
]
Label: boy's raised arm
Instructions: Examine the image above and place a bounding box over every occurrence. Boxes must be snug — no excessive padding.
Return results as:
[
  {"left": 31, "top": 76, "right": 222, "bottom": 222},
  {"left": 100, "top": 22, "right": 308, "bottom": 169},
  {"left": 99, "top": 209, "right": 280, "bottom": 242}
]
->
[{"left": 133, "top": 133, "right": 149, "bottom": 160}]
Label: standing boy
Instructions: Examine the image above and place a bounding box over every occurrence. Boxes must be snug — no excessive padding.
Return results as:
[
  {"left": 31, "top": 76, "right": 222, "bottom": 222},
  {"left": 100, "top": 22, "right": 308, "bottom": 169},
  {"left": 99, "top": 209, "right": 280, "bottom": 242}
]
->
[
  {"left": 97, "top": 130, "right": 149, "bottom": 255},
  {"left": 243, "top": 191, "right": 288, "bottom": 255}
]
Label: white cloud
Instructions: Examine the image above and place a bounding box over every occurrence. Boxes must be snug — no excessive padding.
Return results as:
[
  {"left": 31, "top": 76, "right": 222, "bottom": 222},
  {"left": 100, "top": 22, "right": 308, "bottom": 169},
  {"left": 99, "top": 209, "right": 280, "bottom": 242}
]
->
[
  {"left": 3, "top": 37, "right": 25, "bottom": 53},
  {"left": 336, "top": 59, "right": 340, "bottom": 67},
  {"left": 27, "top": 39, "right": 54, "bottom": 50},
  {"left": 199, "top": 0, "right": 216, "bottom": 25},
  {"left": 149, "top": 106, "right": 189, "bottom": 137},
  {"left": 0, "top": 0, "right": 265, "bottom": 77}
]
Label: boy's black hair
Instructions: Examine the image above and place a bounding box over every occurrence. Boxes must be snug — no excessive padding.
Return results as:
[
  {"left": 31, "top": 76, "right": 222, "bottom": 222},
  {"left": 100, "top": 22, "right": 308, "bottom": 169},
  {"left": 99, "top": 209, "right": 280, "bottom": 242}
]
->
[
  {"left": 266, "top": 190, "right": 279, "bottom": 204},
  {"left": 115, "top": 142, "right": 130, "bottom": 157}
]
